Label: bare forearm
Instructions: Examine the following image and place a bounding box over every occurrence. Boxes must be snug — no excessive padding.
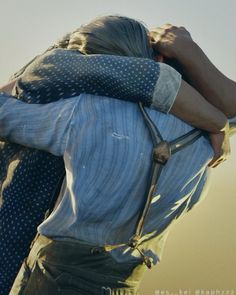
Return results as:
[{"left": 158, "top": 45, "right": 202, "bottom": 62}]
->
[
  {"left": 178, "top": 41, "right": 236, "bottom": 118},
  {"left": 150, "top": 24, "right": 231, "bottom": 167},
  {"left": 171, "top": 79, "right": 227, "bottom": 133}
]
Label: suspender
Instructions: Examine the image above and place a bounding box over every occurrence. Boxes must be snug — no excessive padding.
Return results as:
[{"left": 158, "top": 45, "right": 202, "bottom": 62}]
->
[{"left": 102, "top": 102, "right": 204, "bottom": 268}]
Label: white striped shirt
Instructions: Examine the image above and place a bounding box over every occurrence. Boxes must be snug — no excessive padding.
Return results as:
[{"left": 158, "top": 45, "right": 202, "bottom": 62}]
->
[{"left": 0, "top": 93, "right": 213, "bottom": 265}]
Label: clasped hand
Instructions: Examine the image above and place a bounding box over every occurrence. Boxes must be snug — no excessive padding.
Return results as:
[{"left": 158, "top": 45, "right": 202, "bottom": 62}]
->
[{"left": 149, "top": 24, "right": 230, "bottom": 168}]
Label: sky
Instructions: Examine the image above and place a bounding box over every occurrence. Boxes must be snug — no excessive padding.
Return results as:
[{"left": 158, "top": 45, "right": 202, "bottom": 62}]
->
[{"left": 0, "top": 0, "right": 236, "bottom": 293}]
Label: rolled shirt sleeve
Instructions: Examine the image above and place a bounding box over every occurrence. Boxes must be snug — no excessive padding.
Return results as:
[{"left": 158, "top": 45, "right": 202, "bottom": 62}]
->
[
  {"left": 151, "top": 63, "right": 182, "bottom": 113},
  {"left": 72, "top": 55, "right": 182, "bottom": 113},
  {"left": 16, "top": 50, "right": 181, "bottom": 114},
  {"left": 0, "top": 94, "right": 77, "bottom": 156}
]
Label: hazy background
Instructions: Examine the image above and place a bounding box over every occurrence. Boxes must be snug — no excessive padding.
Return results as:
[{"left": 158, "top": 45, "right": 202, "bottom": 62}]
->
[{"left": 0, "top": 0, "right": 235, "bottom": 294}]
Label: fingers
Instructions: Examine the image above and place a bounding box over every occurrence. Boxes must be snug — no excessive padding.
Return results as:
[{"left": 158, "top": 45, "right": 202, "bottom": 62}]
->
[
  {"left": 149, "top": 28, "right": 163, "bottom": 40},
  {"left": 150, "top": 24, "right": 193, "bottom": 59},
  {"left": 150, "top": 24, "right": 191, "bottom": 39},
  {"left": 208, "top": 155, "right": 226, "bottom": 168},
  {"left": 208, "top": 131, "right": 230, "bottom": 168},
  {"left": 151, "top": 24, "right": 180, "bottom": 33},
  {"left": 208, "top": 143, "right": 230, "bottom": 168}
]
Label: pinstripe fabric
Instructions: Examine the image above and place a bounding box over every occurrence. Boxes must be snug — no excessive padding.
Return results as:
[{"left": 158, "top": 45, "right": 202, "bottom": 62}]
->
[{"left": 0, "top": 93, "right": 214, "bottom": 267}]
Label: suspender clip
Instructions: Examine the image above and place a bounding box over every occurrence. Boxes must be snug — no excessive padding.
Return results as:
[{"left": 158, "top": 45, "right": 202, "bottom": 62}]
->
[
  {"left": 128, "top": 235, "right": 152, "bottom": 269},
  {"left": 128, "top": 234, "right": 140, "bottom": 248},
  {"left": 135, "top": 246, "right": 153, "bottom": 269},
  {"left": 143, "top": 255, "right": 152, "bottom": 269}
]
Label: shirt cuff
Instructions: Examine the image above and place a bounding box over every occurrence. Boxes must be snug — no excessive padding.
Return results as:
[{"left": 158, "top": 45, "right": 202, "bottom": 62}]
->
[{"left": 151, "top": 63, "right": 182, "bottom": 113}]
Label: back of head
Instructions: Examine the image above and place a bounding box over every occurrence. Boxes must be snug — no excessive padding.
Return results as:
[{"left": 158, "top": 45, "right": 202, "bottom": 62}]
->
[{"left": 57, "top": 16, "right": 154, "bottom": 59}]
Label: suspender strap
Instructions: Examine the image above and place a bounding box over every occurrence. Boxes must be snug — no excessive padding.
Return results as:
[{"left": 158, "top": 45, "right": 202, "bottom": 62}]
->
[
  {"left": 128, "top": 103, "right": 166, "bottom": 246},
  {"left": 103, "top": 103, "right": 204, "bottom": 269},
  {"left": 170, "top": 128, "right": 203, "bottom": 154}
]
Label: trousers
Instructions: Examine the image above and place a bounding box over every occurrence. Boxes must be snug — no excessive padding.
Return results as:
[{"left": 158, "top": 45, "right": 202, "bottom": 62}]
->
[{"left": 10, "top": 235, "right": 148, "bottom": 295}]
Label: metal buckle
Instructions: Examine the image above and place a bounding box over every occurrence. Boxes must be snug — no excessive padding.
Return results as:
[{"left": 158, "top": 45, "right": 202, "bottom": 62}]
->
[
  {"left": 153, "top": 141, "right": 171, "bottom": 165},
  {"left": 128, "top": 234, "right": 140, "bottom": 248},
  {"left": 135, "top": 246, "right": 152, "bottom": 269}
]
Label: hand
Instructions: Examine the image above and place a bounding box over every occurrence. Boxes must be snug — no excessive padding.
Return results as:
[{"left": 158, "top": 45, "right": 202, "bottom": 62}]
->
[
  {"left": 208, "top": 122, "right": 231, "bottom": 168},
  {"left": 149, "top": 24, "right": 193, "bottom": 60}
]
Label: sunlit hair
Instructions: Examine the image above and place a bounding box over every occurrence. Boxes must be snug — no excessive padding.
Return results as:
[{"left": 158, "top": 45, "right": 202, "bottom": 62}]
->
[{"left": 55, "top": 15, "right": 154, "bottom": 59}]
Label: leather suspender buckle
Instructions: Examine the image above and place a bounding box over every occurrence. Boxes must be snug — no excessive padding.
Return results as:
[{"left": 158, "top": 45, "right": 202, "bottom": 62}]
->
[
  {"left": 153, "top": 141, "right": 171, "bottom": 165},
  {"left": 128, "top": 235, "right": 153, "bottom": 269},
  {"left": 128, "top": 234, "right": 140, "bottom": 249}
]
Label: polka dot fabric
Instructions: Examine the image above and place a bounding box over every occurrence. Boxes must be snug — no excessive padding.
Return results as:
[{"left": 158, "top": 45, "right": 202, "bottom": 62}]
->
[
  {"left": 17, "top": 49, "right": 159, "bottom": 105},
  {"left": 0, "top": 48, "right": 160, "bottom": 294}
]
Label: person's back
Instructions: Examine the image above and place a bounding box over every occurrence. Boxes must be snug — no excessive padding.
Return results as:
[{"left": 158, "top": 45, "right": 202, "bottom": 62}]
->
[
  {"left": 0, "top": 91, "right": 213, "bottom": 294},
  {"left": 19, "top": 92, "right": 213, "bottom": 265}
]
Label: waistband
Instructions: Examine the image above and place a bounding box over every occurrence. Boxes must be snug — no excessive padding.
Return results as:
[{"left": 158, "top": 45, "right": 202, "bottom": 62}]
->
[{"left": 28, "top": 235, "right": 145, "bottom": 294}]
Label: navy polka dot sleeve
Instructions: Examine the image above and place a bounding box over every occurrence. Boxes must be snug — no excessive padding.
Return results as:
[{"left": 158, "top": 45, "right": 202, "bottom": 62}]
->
[{"left": 16, "top": 48, "right": 160, "bottom": 105}]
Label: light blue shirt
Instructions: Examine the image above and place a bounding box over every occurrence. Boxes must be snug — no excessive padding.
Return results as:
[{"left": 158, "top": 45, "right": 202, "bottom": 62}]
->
[{"left": 0, "top": 93, "right": 213, "bottom": 266}]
